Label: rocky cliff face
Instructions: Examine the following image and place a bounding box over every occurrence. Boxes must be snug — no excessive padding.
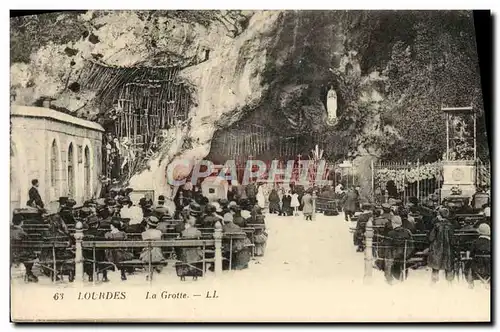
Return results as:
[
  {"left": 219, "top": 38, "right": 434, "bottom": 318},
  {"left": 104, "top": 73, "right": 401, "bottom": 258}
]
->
[{"left": 10, "top": 10, "right": 481, "bottom": 198}]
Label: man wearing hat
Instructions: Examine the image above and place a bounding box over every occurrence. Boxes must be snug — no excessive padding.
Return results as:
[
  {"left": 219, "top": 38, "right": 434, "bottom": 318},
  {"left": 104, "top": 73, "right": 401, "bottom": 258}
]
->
[
  {"left": 373, "top": 203, "right": 392, "bottom": 231},
  {"left": 428, "top": 207, "right": 455, "bottom": 284},
  {"left": 153, "top": 195, "right": 170, "bottom": 219},
  {"left": 83, "top": 213, "right": 109, "bottom": 282},
  {"left": 231, "top": 204, "right": 247, "bottom": 227},
  {"left": 57, "top": 197, "right": 77, "bottom": 227},
  {"left": 99, "top": 176, "right": 111, "bottom": 198},
  {"left": 218, "top": 199, "right": 230, "bottom": 215},
  {"left": 78, "top": 206, "right": 93, "bottom": 227},
  {"left": 105, "top": 198, "right": 121, "bottom": 217},
  {"left": 58, "top": 196, "right": 69, "bottom": 209},
  {"left": 383, "top": 216, "right": 414, "bottom": 284},
  {"left": 189, "top": 201, "right": 202, "bottom": 215},
  {"left": 97, "top": 205, "right": 113, "bottom": 231},
  {"left": 139, "top": 193, "right": 154, "bottom": 217},
  {"left": 467, "top": 223, "right": 491, "bottom": 288},
  {"left": 201, "top": 204, "right": 223, "bottom": 228}
]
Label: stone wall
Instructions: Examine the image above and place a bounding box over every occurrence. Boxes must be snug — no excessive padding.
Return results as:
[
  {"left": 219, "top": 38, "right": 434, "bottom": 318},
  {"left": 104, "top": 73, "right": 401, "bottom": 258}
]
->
[{"left": 10, "top": 106, "right": 103, "bottom": 212}]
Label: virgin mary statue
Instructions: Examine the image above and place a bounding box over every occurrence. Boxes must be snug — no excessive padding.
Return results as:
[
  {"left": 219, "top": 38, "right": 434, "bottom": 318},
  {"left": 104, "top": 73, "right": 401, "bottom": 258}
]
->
[{"left": 326, "top": 87, "right": 338, "bottom": 122}]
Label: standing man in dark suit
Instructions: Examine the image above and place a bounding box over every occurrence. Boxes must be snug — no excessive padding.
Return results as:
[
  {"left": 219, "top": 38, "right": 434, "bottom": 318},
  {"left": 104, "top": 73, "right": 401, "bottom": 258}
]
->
[{"left": 27, "top": 179, "right": 44, "bottom": 210}]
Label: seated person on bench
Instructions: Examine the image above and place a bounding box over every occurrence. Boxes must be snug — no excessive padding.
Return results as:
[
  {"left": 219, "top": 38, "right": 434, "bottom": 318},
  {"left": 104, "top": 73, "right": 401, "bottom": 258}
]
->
[
  {"left": 231, "top": 205, "right": 247, "bottom": 227},
  {"left": 120, "top": 197, "right": 143, "bottom": 226},
  {"left": 201, "top": 203, "right": 223, "bottom": 229},
  {"left": 222, "top": 213, "right": 252, "bottom": 270},
  {"left": 153, "top": 195, "right": 170, "bottom": 219},
  {"left": 11, "top": 215, "right": 38, "bottom": 282},
  {"left": 383, "top": 216, "right": 414, "bottom": 285},
  {"left": 467, "top": 223, "right": 491, "bottom": 288},
  {"left": 83, "top": 214, "right": 109, "bottom": 282},
  {"left": 140, "top": 216, "right": 165, "bottom": 279},
  {"left": 176, "top": 215, "right": 203, "bottom": 280},
  {"left": 104, "top": 218, "right": 134, "bottom": 281}
]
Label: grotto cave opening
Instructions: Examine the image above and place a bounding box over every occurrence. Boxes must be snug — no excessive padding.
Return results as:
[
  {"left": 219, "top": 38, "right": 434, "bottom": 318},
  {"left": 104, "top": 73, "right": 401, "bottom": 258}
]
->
[
  {"left": 74, "top": 59, "right": 196, "bottom": 184},
  {"left": 206, "top": 108, "right": 332, "bottom": 168}
]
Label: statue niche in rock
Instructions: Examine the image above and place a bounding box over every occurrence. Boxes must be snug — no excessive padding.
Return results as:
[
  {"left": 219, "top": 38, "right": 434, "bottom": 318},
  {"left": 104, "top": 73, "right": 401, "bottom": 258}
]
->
[{"left": 326, "top": 86, "right": 338, "bottom": 124}]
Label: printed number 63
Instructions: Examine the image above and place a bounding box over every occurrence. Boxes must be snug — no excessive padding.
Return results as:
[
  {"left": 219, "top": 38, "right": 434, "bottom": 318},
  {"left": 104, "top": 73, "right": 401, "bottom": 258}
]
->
[{"left": 53, "top": 293, "right": 64, "bottom": 300}]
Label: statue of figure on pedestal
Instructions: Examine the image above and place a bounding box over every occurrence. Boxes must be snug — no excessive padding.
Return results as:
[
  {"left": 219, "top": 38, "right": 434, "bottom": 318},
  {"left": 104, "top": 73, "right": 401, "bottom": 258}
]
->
[{"left": 326, "top": 86, "right": 337, "bottom": 122}]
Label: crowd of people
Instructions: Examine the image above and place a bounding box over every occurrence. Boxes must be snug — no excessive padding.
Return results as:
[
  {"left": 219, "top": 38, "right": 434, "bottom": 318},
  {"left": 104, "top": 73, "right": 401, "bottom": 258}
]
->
[
  {"left": 350, "top": 195, "right": 491, "bottom": 288},
  {"left": 12, "top": 176, "right": 491, "bottom": 289},
  {"left": 11, "top": 179, "right": 269, "bottom": 283}
]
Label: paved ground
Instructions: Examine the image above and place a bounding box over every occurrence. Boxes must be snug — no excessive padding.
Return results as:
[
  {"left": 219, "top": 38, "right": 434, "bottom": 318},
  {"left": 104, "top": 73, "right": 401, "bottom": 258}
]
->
[{"left": 11, "top": 213, "right": 491, "bottom": 322}]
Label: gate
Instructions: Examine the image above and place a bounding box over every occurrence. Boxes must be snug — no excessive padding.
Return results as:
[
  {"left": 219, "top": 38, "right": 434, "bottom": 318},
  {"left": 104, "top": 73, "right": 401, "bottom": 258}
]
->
[
  {"left": 476, "top": 159, "right": 491, "bottom": 190},
  {"left": 371, "top": 160, "right": 443, "bottom": 205}
]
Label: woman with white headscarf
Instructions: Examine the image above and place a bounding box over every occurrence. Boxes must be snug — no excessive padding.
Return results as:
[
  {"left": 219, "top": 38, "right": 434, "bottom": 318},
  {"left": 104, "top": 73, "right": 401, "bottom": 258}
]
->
[
  {"left": 256, "top": 184, "right": 266, "bottom": 209},
  {"left": 466, "top": 223, "right": 491, "bottom": 288}
]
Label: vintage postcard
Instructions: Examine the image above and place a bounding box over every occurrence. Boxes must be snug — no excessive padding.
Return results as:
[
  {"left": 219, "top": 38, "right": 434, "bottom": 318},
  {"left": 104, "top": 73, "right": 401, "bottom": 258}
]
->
[{"left": 9, "top": 10, "right": 491, "bottom": 322}]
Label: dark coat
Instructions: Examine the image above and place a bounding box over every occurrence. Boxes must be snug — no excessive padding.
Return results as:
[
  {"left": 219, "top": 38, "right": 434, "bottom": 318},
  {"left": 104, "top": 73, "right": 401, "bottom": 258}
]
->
[
  {"left": 233, "top": 214, "right": 247, "bottom": 227},
  {"left": 175, "top": 220, "right": 186, "bottom": 235},
  {"left": 428, "top": 219, "right": 455, "bottom": 271},
  {"left": 104, "top": 231, "right": 134, "bottom": 264},
  {"left": 202, "top": 214, "right": 221, "bottom": 229},
  {"left": 268, "top": 190, "right": 280, "bottom": 212},
  {"left": 139, "top": 198, "right": 153, "bottom": 215},
  {"left": 83, "top": 226, "right": 107, "bottom": 273},
  {"left": 282, "top": 195, "right": 292, "bottom": 209},
  {"left": 354, "top": 212, "right": 372, "bottom": 246},
  {"left": 11, "top": 225, "right": 36, "bottom": 263},
  {"left": 468, "top": 236, "right": 491, "bottom": 279},
  {"left": 28, "top": 186, "right": 44, "bottom": 209},
  {"left": 384, "top": 227, "right": 414, "bottom": 261},
  {"left": 245, "top": 183, "right": 257, "bottom": 199},
  {"left": 344, "top": 190, "right": 358, "bottom": 212}
]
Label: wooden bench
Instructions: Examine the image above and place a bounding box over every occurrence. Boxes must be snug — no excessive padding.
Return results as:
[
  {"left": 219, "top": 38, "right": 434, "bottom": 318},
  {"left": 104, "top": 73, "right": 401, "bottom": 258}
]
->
[
  {"left": 81, "top": 239, "right": 217, "bottom": 284},
  {"left": 222, "top": 232, "right": 255, "bottom": 271},
  {"left": 368, "top": 230, "right": 480, "bottom": 273},
  {"left": 11, "top": 239, "right": 74, "bottom": 283},
  {"left": 315, "top": 197, "right": 340, "bottom": 215},
  {"left": 196, "top": 224, "right": 264, "bottom": 257}
]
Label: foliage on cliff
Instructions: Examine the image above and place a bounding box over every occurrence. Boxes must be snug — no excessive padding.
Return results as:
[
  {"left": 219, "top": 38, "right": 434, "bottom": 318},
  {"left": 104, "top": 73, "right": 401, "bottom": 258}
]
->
[
  {"left": 258, "top": 10, "right": 487, "bottom": 163},
  {"left": 379, "top": 11, "right": 487, "bottom": 162}
]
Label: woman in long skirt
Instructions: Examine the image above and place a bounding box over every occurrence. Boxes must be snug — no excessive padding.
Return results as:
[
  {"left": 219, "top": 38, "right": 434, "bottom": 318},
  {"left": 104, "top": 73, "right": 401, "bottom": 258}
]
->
[
  {"left": 302, "top": 190, "right": 313, "bottom": 221},
  {"left": 256, "top": 185, "right": 266, "bottom": 210},
  {"left": 140, "top": 216, "right": 166, "bottom": 280},
  {"left": 222, "top": 213, "right": 252, "bottom": 270},
  {"left": 291, "top": 191, "right": 300, "bottom": 216},
  {"left": 176, "top": 218, "right": 204, "bottom": 280}
]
